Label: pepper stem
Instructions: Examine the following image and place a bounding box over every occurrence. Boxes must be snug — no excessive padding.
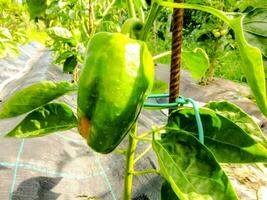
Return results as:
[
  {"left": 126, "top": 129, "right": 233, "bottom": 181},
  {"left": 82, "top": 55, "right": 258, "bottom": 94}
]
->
[
  {"left": 127, "top": 0, "right": 136, "bottom": 18},
  {"left": 123, "top": 124, "right": 138, "bottom": 200}
]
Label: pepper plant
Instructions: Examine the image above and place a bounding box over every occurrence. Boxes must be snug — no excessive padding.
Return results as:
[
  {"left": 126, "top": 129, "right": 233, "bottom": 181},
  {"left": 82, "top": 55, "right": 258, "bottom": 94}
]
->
[{"left": 1, "top": 0, "right": 267, "bottom": 199}]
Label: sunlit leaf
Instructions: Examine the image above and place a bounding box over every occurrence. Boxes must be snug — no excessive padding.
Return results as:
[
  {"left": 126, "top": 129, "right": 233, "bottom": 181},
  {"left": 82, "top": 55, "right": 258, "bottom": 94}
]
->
[
  {"left": 6, "top": 102, "right": 77, "bottom": 138},
  {"left": 230, "top": 16, "right": 267, "bottom": 116},
  {"left": 153, "top": 129, "right": 238, "bottom": 200},
  {"left": 0, "top": 81, "right": 77, "bottom": 119},
  {"left": 47, "top": 27, "right": 73, "bottom": 40},
  {"left": 167, "top": 107, "right": 267, "bottom": 163},
  {"left": 26, "top": 0, "right": 47, "bottom": 19},
  {"left": 182, "top": 48, "right": 210, "bottom": 79},
  {"left": 151, "top": 80, "right": 168, "bottom": 94},
  {"left": 243, "top": 8, "right": 267, "bottom": 57},
  {"left": 205, "top": 101, "right": 267, "bottom": 148}
]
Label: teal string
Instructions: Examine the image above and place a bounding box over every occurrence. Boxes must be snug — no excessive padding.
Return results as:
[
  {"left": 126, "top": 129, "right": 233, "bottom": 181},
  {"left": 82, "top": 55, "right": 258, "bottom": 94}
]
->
[
  {"left": 185, "top": 98, "right": 204, "bottom": 144},
  {"left": 144, "top": 94, "right": 204, "bottom": 144},
  {"left": 9, "top": 139, "right": 25, "bottom": 200}
]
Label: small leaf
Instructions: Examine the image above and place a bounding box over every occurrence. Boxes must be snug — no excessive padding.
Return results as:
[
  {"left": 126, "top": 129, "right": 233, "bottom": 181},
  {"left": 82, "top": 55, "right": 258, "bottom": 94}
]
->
[
  {"left": 0, "top": 27, "right": 12, "bottom": 40},
  {"left": 63, "top": 55, "right": 77, "bottom": 73},
  {"left": 205, "top": 101, "right": 267, "bottom": 148},
  {"left": 230, "top": 16, "right": 267, "bottom": 116},
  {"left": 243, "top": 8, "right": 267, "bottom": 57},
  {"left": 238, "top": 1, "right": 267, "bottom": 13},
  {"left": 54, "top": 51, "right": 74, "bottom": 64},
  {"left": 153, "top": 130, "right": 238, "bottom": 200},
  {"left": 0, "top": 81, "right": 77, "bottom": 119},
  {"left": 151, "top": 80, "right": 168, "bottom": 94},
  {"left": 6, "top": 102, "right": 77, "bottom": 138},
  {"left": 161, "top": 180, "right": 179, "bottom": 200},
  {"left": 26, "top": 0, "right": 47, "bottom": 19},
  {"left": 167, "top": 107, "right": 267, "bottom": 163},
  {"left": 182, "top": 48, "right": 210, "bottom": 79},
  {"left": 47, "top": 27, "right": 73, "bottom": 40}
]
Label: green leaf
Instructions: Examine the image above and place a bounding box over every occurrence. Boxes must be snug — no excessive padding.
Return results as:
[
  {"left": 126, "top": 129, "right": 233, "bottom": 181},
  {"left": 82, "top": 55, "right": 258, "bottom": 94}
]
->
[
  {"left": 26, "top": 0, "right": 47, "bottom": 19},
  {"left": 161, "top": 180, "right": 179, "bottom": 200},
  {"left": 243, "top": 8, "right": 267, "bottom": 57},
  {"left": 153, "top": 130, "right": 238, "bottom": 200},
  {"left": 63, "top": 55, "right": 77, "bottom": 73},
  {"left": 54, "top": 51, "right": 74, "bottom": 64},
  {"left": 205, "top": 101, "right": 267, "bottom": 148},
  {"left": 151, "top": 80, "right": 168, "bottom": 94},
  {"left": 167, "top": 107, "right": 267, "bottom": 163},
  {"left": 47, "top": 27, "right": 73, "bottom": 40},
  {"left": 6, "top": 102, "right": 77, "bottom": 138},
  {"left": 133, "top": 0, "right": 148, "bottom": 21},
  {"left": 0, "top": 27, "right": 12, "bottom": 40},
  {"left": 182, "top": 48, "right": 210, "bottom": 79},
  {"left": 238, "top": 0, "right": 267, "bottom": 12},
  {"left": 230, "top": 15, "right": 267, "bottom": 117},
  {"left": 0, "top": 81, "right": 77, "bottom": 119}
]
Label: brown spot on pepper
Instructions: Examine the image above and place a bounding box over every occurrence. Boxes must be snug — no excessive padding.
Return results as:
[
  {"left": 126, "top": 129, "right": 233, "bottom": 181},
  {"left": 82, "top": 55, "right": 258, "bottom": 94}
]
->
[{"left": 78, "top": 117, "right": 90, "bottom": 141}]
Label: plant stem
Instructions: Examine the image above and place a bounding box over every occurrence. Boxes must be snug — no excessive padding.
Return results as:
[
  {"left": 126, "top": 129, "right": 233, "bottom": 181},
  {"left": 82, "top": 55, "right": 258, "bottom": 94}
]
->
[
  {"left": 130, "top": 169, "right": 160, "bottom": 176},
  {"left": 73, "top": 66, "right": 78, "bottom": 83},
  {"left": 153, "top": 51, "right": 171, "bottom": 60},
  {"left": 140, "top": 2, "right": 162, "bottom": 41},
  {"left": 88, "top": 0, "right": 94, "bottom": 35},
  {"left": 134, "top": 145, "right": 152, "bottom": 164},
  {"left": 159, "top": 2, "right": 231, "bottom": 25},
  {"left": 95, "top": 0, "right": 116, "bottom": 25},
  {"left": 138, "top": 126, "right": 165, "bottom": 138},
  {"left": 130, "top": 134, "right": 152, "bottom": 142},
  {"left": 127, "top": 0, "right": 136, "bottom": 18},
  {"left": 123, "top": 124, "right": 138, "bottom": 200}
]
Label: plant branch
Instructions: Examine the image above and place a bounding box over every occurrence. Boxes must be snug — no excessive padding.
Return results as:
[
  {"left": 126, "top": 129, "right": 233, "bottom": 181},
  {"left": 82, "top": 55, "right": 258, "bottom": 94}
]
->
[
  {"left": 140, "top": 2, "right": 162, "bottom": 41},
  {"left": 127, "top": 0, "right": 136, "bottom": 18},
  {"left": 158, "top": 1, "right": 231, "bottom": 25},
  {"left": 138, "top": 126, "right": 165, "bottom": 138},
  {"left": 134, "top": 145, "right": 152, "bottom": 163},
  {"left": 130, "top": 134, "right": 152, "bottom": 142},
  {"left": 130, "top": 169, "right": 160, "bottom": 176},
  {"left": 95, "top": 0, "right": 116, "bottom": 25},
  {"left": 123, "top": 124, "right": 138, "bottom": 200},
  {"left": 153, "top": 51, "right": 171, "bottom": 60}
]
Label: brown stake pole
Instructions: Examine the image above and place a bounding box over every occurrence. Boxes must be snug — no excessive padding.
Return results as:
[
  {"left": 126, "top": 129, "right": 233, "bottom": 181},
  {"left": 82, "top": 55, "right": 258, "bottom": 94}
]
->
[
  {"left": 88, "top": 0, "right": 93, "bottom": 35},
  {"left": 169, "top": 0, "right": 184, "bottom": 114}
]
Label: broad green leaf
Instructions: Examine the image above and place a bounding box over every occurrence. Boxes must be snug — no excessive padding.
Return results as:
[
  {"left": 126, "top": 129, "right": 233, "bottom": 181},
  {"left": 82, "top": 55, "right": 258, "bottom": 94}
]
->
[
  {"left": 6, "top": 102, "right": 77, "bottom": 138},
  {"left": 26, "top": 0, "right": 47, "bottom": 19},
  {"left": 0, "top": 81, "right": 77, "bottom": 119},
  {"left": 47, "top": 27, "right": 73, "bottom": 40},
  {"left": 230, "top": 15, "right": 267, "bottom": 117},
  {"left": 161, "top": 181, "right": 179, "bottom": 200},
  {"left": 182, "top": 48, "right": 210, "bottom": 79},
  {"left": 205, "top": 101, "right": 267, "bottom": 148},
  {"left": 63, "top": 55, "right": 77, "bottom": 73},
  {"left": 243, "top": 8, "right": 267, "bottom": 57},
  {"left": 153, "top": 130, "right": 238, "bottom": 200},
  {"left": 238, "top": 0, "right": 267, "bottom": 12},
  {"left": 167, "top": 107, "right": 267, "bottom": 163},
  {"left": 151, "top": 80, "right": 168, "bottom": 94},
  {"left": 54, "top": 51, "right": 74, "bottom": 64}
]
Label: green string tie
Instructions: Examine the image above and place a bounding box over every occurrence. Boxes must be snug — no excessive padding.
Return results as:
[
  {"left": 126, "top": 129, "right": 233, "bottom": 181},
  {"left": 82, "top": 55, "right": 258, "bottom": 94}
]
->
[{"left": 143, "top": 93, "right": 204, "bottom": 144}]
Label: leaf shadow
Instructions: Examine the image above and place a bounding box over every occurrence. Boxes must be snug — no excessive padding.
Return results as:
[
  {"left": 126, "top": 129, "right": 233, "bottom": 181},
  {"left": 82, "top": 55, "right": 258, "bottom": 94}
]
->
[{"left": 12, "top": 176, "right": 62, "bottom": 200}]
